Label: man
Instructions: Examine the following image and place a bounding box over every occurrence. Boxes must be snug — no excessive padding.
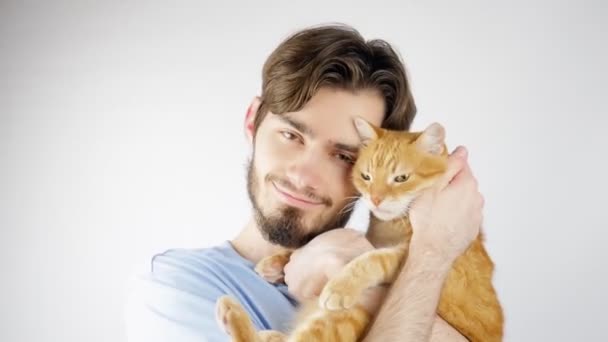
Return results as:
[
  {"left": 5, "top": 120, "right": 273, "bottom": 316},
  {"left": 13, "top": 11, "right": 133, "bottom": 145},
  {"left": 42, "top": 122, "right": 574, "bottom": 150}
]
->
[{"left": 125, "top": 24, "right": 483, "bottom": 341}]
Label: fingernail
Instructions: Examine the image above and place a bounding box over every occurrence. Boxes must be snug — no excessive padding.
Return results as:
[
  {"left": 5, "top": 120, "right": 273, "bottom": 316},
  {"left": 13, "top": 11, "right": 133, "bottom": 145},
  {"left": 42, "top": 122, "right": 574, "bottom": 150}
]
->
[{"left": 456, "top": 146, "right": 468, "bottom": 158}]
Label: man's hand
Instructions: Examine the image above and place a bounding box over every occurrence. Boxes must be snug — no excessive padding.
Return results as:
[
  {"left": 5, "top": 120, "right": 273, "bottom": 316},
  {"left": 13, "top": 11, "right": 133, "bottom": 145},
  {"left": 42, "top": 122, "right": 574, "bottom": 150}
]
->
[
  {"left": 409, "top": 146, "right": 484, "bottom": 263},
  {"left": 283, "top": 228, "right": 374, "bottom": 301}
]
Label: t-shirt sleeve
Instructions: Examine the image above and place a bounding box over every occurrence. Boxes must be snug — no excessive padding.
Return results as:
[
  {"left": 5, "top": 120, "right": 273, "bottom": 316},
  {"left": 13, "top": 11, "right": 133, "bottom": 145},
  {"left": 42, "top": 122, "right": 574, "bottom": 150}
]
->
[{"left": 123, "top": 252, "right": 230, "bottom": 342}]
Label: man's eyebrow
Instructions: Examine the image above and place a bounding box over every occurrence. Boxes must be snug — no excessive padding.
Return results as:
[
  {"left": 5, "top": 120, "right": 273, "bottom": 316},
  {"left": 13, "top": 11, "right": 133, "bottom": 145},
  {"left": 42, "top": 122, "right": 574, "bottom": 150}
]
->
[
  {"left": 334, "top": 142, "right": 360, "bottom": 154},
  {"left": 277, "top": 114, "right": 360, "bottom": 153},
  {"left": 277, "top": 115, "right": 314, "bottom": 137}
]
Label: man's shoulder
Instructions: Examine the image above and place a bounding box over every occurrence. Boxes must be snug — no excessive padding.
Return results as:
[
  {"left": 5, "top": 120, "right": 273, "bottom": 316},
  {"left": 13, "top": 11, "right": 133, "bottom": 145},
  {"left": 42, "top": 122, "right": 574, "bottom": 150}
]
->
[
  {"left": 150, "top": 242, "right": 245, "bottom": 271},
  {"left": 139, "top": 241, "right": 254, "bottom": 293},
  {"left": 123, "top": 242, "right": 259, "bottom": 341},
  {"left": 125, "top": 241, "right": 299, "bottom": 340}
]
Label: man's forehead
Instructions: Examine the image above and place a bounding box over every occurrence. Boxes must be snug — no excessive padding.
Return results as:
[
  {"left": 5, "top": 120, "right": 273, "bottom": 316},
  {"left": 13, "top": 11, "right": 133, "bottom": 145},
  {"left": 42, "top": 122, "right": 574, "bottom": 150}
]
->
[
  {"left": 301, "top": 88, "right": 383, "bottom": 119},
  {"left": 277, "top": 112, "right": 369, "bottom": 151},
  {"left": 271, "top": 87, "right": 385, "bottom": 145}
]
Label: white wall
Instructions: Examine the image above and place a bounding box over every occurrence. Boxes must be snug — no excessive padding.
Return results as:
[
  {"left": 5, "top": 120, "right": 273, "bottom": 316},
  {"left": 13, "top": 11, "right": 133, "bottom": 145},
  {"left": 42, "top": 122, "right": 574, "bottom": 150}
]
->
[{"left": 2, "top": 1, "right": 607, "bottom": 341}]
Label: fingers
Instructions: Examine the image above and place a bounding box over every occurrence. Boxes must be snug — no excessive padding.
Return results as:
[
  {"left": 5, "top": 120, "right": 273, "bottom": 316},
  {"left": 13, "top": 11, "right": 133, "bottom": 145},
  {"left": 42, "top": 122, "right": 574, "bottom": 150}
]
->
[
  {"left": 443, "top": 147, "right": 484, "bottom": 208},
  {"left": 450, "top": 158, "right": 474, "bottom": 187},
  {"left": 447, "top": 153, "right": 485, "bottom": 222},
  {"left": 283, "top": 251, "right": 298, "bottom": 284},
  {"left": 452, "top": 145, "right": 468, "bottom": 158},
  {"left": 435, "top": 145, "right": 468, "bottom": 191}
]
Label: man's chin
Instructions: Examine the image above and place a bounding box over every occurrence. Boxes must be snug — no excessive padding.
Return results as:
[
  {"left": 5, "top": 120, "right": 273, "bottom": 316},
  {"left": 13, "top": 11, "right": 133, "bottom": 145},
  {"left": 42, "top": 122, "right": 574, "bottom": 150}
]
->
[
  {"left": 254, "top": 208, "right": 309, "bottom": 248},
  {"left": 258, "top": 226, "right": 314, "bottom": 249},
  {"left": 251, "top": 192, "right": 353, "bottom": 249}
]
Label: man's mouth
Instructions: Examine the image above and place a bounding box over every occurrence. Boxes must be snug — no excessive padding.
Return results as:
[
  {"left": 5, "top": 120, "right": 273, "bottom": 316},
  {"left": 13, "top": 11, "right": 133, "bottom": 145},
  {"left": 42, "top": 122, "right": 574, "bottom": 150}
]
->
[{"left": 271, "top": 181, "right": 324, "bottom": 209}]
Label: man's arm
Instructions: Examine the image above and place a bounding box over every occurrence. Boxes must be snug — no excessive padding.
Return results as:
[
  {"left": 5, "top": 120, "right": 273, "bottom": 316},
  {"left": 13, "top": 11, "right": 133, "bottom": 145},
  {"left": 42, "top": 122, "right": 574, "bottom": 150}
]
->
[
  {"left": 361, "top": 243, "right": 457, "bottom": 341},
  {"left": 430, "top": 314, "right": 471, "bottom": 341},
  {"left": 287, "top": 230, "right": 467, "bottom": 341}
]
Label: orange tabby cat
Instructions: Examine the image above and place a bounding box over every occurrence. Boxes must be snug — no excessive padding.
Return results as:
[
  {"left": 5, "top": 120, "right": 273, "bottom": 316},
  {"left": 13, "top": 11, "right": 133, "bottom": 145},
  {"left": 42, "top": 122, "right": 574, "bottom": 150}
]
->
[{"left": 216, "top": 118, "right": 504, "bottom": 341}]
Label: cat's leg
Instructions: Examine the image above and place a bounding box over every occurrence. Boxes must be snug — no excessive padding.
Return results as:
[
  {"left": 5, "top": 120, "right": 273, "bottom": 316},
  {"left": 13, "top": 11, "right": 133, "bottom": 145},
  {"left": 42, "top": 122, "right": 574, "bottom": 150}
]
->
[
  {"left": 258, "top": 330, "right": 287, "bottom": 342},
  {"left": 215, "top": 295, "right": 263, "bottom": 342},
  {"left": 437, "top": 236, "right": 504, "bottom": 342},
  {"left": 319, "top": 246, "right": 406, "bottom": 311},
  {"left": 255, "top": 250, "right": 293, "bottom": 284},
  {"left": 287, "top": 306, "right": 371, "bottom": 342}
]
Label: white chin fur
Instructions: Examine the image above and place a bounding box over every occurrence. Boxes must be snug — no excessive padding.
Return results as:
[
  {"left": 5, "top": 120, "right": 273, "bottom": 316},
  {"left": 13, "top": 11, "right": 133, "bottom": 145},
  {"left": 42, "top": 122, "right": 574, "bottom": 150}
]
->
[
  {"left": 371, "top": 209, "right": 401, "bottom": 221},
  {"left": 367, "top": 195, "right": 416, "bottom": 221}
]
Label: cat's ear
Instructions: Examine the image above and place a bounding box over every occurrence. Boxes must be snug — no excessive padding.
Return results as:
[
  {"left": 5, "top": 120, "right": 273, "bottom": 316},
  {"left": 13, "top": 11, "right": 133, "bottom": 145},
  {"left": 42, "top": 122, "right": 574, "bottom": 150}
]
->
[
  {"left": 416, "top": 122, "right": 446, "bottom": 155},
  {"left": 353, "top": 117, "right": 381, "bottom": 146}
]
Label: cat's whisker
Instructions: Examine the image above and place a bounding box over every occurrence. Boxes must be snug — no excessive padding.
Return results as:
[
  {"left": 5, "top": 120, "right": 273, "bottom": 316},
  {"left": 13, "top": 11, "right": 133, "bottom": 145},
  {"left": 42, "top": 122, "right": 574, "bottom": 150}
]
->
[
  {"left": 396, "top": 205, "right": 408, "bottom": 217},
  {"left": 338, "top": 207, "right": 353, "bottom": 217},
  {"left": 339, "top": 200, "right": 356, "bottom": 211},
  {"left": 338, "top": 203, "right": 357, "bottom": 216},
  {"left": 338, "top": 198, "right": 360, "bottom": 216},
  {"left": 340, "top": 201, "right": 355, "bottom": 210},
  {"left": 342, "top": 196, "right": 361, "bottom": 201}
]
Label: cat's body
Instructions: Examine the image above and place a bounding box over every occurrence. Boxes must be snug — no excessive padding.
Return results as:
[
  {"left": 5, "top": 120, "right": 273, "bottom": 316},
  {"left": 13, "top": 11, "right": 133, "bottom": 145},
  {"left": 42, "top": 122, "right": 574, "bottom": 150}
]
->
[{"left": 216, "top": 119, "right": 504, "bottom": 341}]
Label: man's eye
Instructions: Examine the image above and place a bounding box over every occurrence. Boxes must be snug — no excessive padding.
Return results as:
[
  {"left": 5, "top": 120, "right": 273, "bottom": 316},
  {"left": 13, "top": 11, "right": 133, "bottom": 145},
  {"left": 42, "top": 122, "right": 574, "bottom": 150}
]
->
[
  {"left": 281, "top": 131, "right": 297, "bottom": 140},
  {"left": 336, "top": 153, "right": 355, "bottom": 164}
]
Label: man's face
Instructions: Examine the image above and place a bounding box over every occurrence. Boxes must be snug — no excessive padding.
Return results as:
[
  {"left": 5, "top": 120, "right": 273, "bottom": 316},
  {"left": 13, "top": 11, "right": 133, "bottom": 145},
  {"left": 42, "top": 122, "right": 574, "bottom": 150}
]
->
[{"left": 246, "top": 87, "right": 385, "bottom": 249}]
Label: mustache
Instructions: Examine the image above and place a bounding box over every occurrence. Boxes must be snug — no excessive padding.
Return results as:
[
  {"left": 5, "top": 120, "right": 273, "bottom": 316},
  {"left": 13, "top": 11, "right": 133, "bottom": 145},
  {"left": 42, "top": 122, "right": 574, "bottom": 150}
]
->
[{"left": 266, "top": 174, "right": 333, "bottom": 207}]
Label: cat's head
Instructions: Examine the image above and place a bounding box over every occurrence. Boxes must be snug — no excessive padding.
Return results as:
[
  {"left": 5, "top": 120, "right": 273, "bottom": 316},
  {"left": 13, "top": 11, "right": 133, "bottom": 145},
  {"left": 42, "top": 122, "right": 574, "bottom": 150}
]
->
[{"left": 351, "top": 117, "right": 449, "bottom": 221}]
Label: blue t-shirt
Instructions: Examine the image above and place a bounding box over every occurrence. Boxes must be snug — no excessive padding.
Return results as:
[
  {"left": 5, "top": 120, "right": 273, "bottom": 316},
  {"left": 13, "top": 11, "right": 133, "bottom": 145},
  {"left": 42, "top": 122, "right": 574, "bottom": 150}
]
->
[{"left": 124, "top": 241, "right": 299, "bottom": 341}]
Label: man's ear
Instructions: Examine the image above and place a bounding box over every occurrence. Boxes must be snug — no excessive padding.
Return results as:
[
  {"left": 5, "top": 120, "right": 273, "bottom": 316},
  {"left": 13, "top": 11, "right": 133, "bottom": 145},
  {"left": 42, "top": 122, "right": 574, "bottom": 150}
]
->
[{"left": 245, "top": 96, "right": 262, "bottom": 144}]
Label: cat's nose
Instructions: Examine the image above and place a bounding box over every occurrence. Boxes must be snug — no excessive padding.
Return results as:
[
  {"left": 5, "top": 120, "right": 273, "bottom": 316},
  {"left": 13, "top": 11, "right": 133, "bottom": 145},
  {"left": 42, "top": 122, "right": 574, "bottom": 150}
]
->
[{"left": 371, "top": 195, "right": 382, "bottom": 206}]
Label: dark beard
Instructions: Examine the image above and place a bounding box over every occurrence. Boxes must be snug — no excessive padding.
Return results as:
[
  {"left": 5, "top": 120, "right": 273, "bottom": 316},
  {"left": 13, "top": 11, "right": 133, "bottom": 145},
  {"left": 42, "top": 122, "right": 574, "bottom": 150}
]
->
[{"left": 245, "top": 158, "right": 353, "bottom": 249}]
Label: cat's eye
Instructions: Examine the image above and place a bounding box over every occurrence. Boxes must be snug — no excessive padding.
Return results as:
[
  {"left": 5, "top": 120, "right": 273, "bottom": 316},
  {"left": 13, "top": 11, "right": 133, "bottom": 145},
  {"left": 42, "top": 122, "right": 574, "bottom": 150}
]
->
[
  {"left": 394, "top": 174, "right": 409, "bottom": 183},
  {"left": 361, "top": 172, "right": 371, "bottom": 181}
]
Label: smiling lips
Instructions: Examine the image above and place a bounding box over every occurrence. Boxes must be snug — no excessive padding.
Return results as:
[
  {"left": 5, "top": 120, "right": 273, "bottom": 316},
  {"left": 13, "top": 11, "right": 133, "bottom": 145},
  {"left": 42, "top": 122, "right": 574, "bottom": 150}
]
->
[{"left": 271, "top": 181, "right": 324, "bottom": 209}]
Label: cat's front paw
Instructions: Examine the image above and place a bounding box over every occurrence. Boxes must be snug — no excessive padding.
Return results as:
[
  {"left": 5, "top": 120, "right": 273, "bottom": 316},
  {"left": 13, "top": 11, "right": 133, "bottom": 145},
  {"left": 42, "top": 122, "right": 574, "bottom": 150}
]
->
[
  {"left": 254, "top": 254, "right": 289, "bottom": 283},
  {"left": 215, "top": 295, "right": 246, "bottom": 336},
  {"left": 319, "top": 277, "right": 361, "bottom": 311}
]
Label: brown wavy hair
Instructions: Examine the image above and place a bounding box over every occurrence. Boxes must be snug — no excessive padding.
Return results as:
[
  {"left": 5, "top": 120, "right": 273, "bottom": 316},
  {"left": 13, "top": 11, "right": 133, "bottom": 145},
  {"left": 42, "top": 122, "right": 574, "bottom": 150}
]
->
[{"left": 253, "top": 24, "right": 417, "bottom": 134}]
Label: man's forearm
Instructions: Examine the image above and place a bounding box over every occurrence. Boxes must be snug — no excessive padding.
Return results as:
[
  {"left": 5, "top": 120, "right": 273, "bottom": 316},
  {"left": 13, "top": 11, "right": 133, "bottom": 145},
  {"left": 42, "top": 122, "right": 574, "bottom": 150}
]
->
[{"left": 361, "top": 243, "right": 453, "bottom": 341}]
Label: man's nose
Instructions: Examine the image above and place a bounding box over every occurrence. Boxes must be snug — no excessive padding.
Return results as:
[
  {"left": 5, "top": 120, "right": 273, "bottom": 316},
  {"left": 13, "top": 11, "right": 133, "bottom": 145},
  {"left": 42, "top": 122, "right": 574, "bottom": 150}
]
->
[{"left": 285, "top": 150, "right": 323, "bottom": 191}]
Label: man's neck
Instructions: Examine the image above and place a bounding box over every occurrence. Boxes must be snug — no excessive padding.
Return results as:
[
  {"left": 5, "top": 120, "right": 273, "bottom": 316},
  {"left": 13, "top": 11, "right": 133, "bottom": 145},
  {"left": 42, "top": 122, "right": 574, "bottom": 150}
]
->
[{"left": 230, "top": 217, "right": 288, "bottom": 264}]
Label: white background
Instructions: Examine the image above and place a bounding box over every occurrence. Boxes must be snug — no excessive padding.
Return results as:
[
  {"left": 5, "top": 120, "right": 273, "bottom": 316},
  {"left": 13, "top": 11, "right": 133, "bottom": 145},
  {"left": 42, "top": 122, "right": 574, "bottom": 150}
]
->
[{"left": 2, "top": 1, "right": 607, "bottom": 341}]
